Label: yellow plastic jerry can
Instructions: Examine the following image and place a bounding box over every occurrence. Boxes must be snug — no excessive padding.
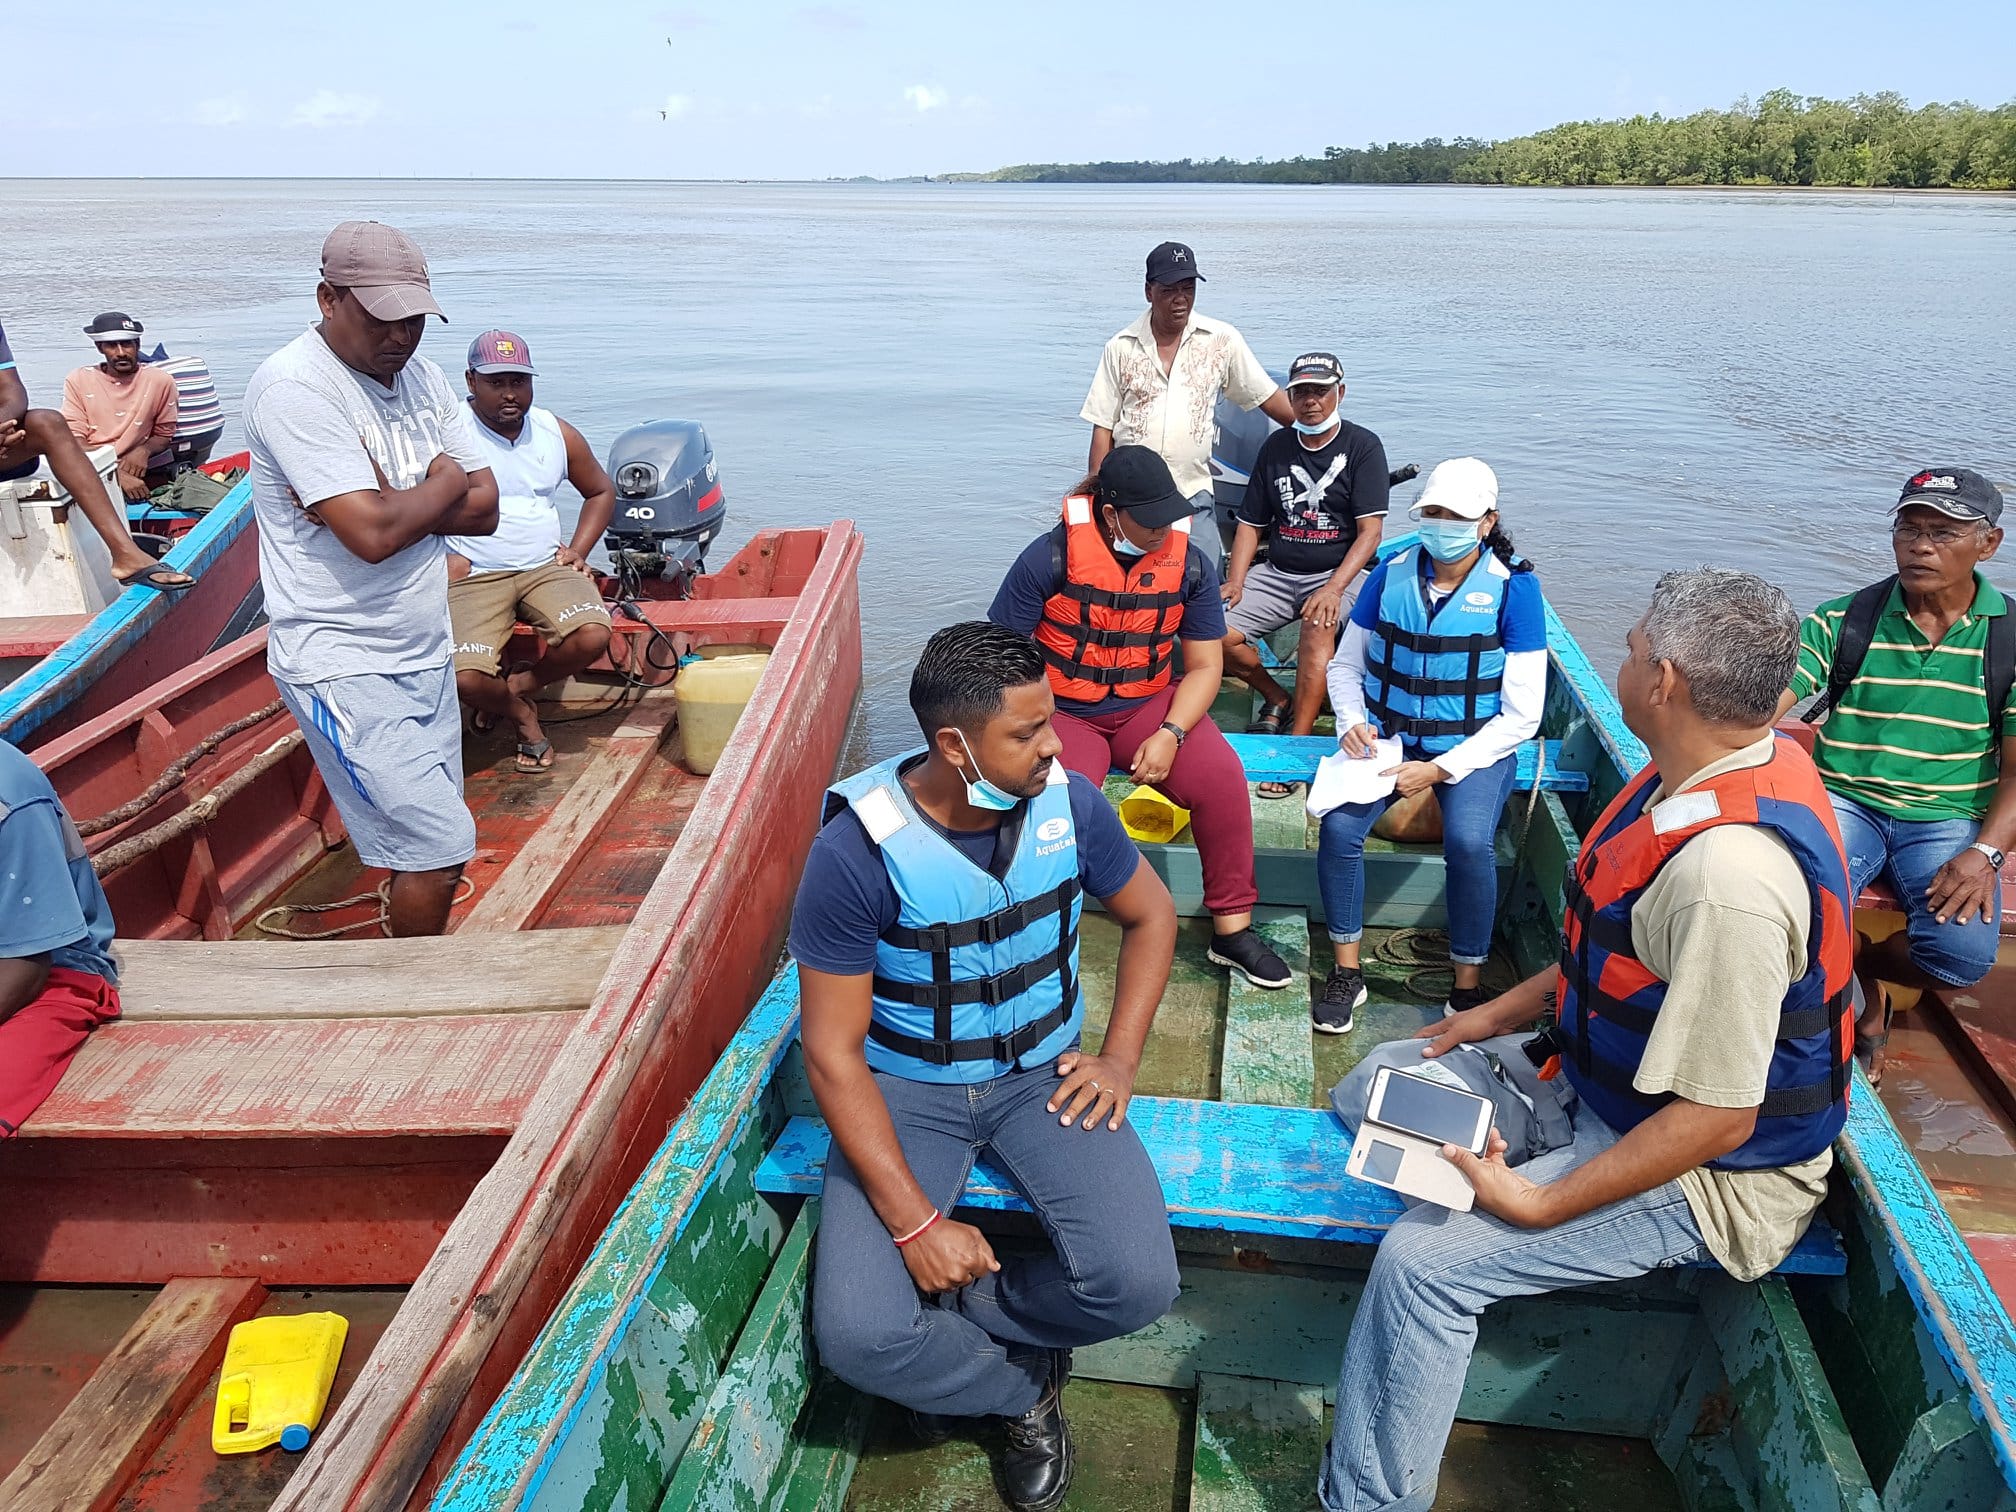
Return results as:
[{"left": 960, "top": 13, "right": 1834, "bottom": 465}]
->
[{"left": 212, "top": 1312, "right": 349, "bottom": 1454}]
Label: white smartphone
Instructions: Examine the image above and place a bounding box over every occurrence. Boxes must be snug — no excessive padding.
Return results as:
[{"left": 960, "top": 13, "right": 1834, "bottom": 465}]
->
[{"left": 1365, "top": 1065, "right": 1493, "bottom": 1156}]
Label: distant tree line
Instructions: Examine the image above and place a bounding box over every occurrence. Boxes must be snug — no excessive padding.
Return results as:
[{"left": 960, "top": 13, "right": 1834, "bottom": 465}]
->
[{"left": 953, "top": 92, "right": 2016, "bottom": 190}]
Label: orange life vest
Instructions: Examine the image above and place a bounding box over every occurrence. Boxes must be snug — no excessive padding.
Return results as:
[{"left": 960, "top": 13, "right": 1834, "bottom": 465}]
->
[{"left": 1032, "top": 495, "right": 1194, "bottom": 704}]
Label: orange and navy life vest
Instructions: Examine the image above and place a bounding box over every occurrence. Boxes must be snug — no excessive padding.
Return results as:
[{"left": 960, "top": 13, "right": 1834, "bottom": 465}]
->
[
  {"left": 1032, "top": 495, "right": 1196, "bottom": 704},
  {"left": 1557, "top": 735, "right": 1855, "bottom": 1171}
]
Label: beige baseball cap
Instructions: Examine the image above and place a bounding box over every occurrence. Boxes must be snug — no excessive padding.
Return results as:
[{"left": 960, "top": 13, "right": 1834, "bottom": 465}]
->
[{"left": 320, "top": 220, "right": 445, "bottom": 321}]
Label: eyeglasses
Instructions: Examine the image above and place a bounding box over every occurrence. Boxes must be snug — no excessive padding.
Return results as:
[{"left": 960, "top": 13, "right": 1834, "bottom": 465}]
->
[{"left": 1892, "top": 522, "right": 1982, "bottom": 548}]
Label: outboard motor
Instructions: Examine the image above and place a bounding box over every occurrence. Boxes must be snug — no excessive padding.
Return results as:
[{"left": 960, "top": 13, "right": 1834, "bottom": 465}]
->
[{"left": 603, "top": 420, "right": 727, "bottom": 595}]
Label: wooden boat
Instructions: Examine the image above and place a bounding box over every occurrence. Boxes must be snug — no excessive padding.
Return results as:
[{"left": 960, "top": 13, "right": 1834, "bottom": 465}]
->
[
  {"left": 0, "top": 522, "right": 863, "bottom": 1510},
  {"left": 0, "top": 452, "right": 261, "bottom": 748},
  {"left": 434, "top": 544, "right": 2016, "bottom": 1512}
]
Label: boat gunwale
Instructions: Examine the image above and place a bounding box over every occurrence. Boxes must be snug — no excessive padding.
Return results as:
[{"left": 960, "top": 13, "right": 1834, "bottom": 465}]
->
[{"left": 0, "top": 472, "right": 256, "bottom": 745}]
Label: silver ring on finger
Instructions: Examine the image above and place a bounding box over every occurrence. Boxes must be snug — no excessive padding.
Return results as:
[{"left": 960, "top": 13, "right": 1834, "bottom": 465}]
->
[{"left": 1089, "top": 1080, "right": 1100, "bottom": 1090}]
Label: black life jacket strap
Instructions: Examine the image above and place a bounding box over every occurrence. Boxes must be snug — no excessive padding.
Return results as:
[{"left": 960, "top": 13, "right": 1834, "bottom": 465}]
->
[
  {"left": 1377, "top": 623, "right": 1503, "bottom": 657},
  {"left": 1056, "top": 578, "right": 1187, "bottom": 614},
  {"left": 882, "top": 879, "right": 1081, "bottom": 953},
  {"left": 872, "top": 921, "right": 1078, "bottom": 1012},
  {"left": 1039, "top": 640, "right": 1176, "bottom": 687},
  {"left": 868, "top": 997, "right": 1075, "bottom": 1068}
]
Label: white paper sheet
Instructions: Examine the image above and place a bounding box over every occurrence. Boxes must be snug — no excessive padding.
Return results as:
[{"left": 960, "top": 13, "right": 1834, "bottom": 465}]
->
[{"left": 1305, "top": 737, "right": 1403, "bottom": 819}]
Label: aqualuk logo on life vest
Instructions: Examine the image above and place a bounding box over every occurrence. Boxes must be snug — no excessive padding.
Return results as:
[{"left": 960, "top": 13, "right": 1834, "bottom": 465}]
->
[
  {"left": 1034, "top": 817, "right": 1077, "bottom": 856},
  {"left": 1465, "top": 591, "right": 1494, "bottom": 606}
]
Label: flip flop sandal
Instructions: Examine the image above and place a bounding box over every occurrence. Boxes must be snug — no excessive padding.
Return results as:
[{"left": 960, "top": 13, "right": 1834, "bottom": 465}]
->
[
  {"left": 471, "top": 708, "right": 499, "bottom": 734},
  {"left": 1248, "top": 703, "right": 1289, "bottom": 736},
  {"left": 515, "top": 738, "right": 554, "bottom": 772},
  {"left": 1257, "top": 781, "right": 1304, "bottom": 800},
  {"left": 114, "top": 563, "right": 194, "bottom": 592}
]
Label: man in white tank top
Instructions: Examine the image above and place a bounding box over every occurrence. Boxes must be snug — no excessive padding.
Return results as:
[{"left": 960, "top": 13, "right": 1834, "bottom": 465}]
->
[{"left": 446, "top": 330, "right": 615, "bottom": 770}]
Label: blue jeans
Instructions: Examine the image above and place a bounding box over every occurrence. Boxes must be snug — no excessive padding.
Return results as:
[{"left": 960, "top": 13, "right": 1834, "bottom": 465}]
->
[
  {"left": 1318, "top": 1110, "right": 1709, "bottom": 1511},
  {"left": 1829, "top": 794, "right": 2000, "bottom": 988},
  {"left": 1317, "top": 751, "right": 1517, "bottom": 965},
  {"left": 811, "top": 1058, "right": 1180, "bottom": 1419}
]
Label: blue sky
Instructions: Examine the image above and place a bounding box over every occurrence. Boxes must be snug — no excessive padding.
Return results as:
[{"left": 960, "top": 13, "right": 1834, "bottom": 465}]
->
[{"left": 15, "top": 1, "right": 2015, "bottom": 180}]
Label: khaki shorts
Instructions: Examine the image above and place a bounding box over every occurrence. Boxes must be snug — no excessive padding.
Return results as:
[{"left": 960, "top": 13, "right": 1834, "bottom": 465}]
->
[{"left": 449, "top": 560, "right": 612, "bottom": 676}]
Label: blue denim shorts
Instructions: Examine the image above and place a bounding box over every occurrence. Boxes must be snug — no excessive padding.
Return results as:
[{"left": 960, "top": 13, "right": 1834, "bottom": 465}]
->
[{"left": 1830, "top": 793, "right": 2000, "bottom": 988}]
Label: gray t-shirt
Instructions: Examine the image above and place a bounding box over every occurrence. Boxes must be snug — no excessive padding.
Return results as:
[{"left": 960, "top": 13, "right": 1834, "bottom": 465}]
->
[{"left": 244, "top": 330, "right": 486, "bottom": 683}]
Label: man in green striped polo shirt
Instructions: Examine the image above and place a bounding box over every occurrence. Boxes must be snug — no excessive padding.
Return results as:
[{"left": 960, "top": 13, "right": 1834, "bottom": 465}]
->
[{"left": 1778, "top": 467, "right": 2015, "bottom": 1079}]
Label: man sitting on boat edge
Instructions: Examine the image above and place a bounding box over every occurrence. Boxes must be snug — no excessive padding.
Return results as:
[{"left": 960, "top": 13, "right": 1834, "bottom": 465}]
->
[
  {"left": 63, "top": 312, "right": 179, "bottom": 504},
  {"left": 0, "top": 738, "right": 122, "bottom": 1136},
  {"left": 446, "top": 329, "right": 615, "bottom": 772},
  {"left": 792, "top": 621, "right": 1181, "bottom": 1512},
  {"left": 1319, "top": 569, "right": 1853, "bottom": 1512},
  {"left": 1776, "top": 466, "right": 2014, "bottom": 1084}
]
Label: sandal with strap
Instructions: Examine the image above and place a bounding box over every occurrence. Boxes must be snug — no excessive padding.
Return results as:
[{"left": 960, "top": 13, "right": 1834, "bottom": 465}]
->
[
  {"left": 515, "top": 738, "right": 554, "bottom": 772},
  {"left": 1256, "top": 781, "right": 1304, "bottom": 801},
  {"left": 1248, "top": 702, "right": 1289, "bottom": 736}
]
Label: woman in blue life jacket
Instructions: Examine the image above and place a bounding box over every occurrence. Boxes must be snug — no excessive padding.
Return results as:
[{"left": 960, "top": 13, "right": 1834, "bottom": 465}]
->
[{"left": 1311, "top": 457, "right": 1546, "bottom": 1034}]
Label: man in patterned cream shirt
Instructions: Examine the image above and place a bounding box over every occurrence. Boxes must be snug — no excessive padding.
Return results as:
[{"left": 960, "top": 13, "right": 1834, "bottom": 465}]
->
[{"left": 1081, "top": 241, "right": 1294, "bottom": 522}]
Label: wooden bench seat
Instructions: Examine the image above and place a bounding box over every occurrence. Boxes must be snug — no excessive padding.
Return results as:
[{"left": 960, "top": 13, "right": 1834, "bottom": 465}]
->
[
  {"left": 753, "top": 1101, "right": 1848, "bottom": 1277},
  {"left": 1221, "top": 735, "right": 1589, "bottom": 793},
  {"left": 0, "top": 613, "right": 93, "bottom": 659},
  {"left": 24, "top": 1012, "right": 580, "bottom": 1138}
]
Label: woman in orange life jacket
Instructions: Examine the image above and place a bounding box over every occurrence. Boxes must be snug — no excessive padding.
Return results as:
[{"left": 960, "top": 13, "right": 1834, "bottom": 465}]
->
[{"left": 988, "top": 445, "right": 1292, "bottom": 988}]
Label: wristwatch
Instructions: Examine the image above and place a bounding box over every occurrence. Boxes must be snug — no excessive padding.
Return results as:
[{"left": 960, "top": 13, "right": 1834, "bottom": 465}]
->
[
  {"left": 1159, "top": 721, "right": 1187, "bottom": 748},
  {"left": 1972, "top": 841, "right": 2006, "bottom": 869}
]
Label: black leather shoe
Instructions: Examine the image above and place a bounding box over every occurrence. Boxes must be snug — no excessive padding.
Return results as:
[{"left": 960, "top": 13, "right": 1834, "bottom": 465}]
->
[
  {"left": 1000, "top": 1349, "right": 1073, "bottom": 1512},
  {"left": 906, "top": 1407, "right": 959, "bottom": 1447}
]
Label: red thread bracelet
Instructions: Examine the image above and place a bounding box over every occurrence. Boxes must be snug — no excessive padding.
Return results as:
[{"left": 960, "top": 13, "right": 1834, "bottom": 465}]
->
[{"left": 893, "top": 1209, "right": 942, "bottom": 1247}]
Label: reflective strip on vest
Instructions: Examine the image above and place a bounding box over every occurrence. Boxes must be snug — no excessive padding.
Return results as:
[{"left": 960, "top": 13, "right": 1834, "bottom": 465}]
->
[
  {"left": 1033, "top": 500, "right": 1193, "bottom": 703},
  {"left": 1363, "top": 546, "right": 1510, "bottom": 754},
  {"left": 1554, "top": 737, "right": 1855, "bottom": 1170},
  {"left": 826, "top": 750, "right": 1085, "bottom": 1084}
]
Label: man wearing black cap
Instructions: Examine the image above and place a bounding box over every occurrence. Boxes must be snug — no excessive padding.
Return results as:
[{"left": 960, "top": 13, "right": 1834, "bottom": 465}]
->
[
  {"left": 1222, "top": 352, "right": 1390, "bottom": 779},
  {"left": 62, "top": 313, "right": 179, "bottom": 502},
  {"left": 1081, "top": 243, "right": 1294, "bottom": 520},
  {"left": 1778, "top": 466, "right": 2016, "bottom": 1082},
  {"left": 242, "top": 219, "right": 499, "bottom": 937},
  {"left": 990, "top": 444, "right": 1293, "bottom": 989},
  {"left": 0, "top": 314, "right": 191, "bottom": 591}
]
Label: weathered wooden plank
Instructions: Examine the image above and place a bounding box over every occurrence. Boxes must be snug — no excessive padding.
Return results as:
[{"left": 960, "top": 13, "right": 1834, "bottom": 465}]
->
[
  {"left": 0, "top": 1276, "right": 265, "bottom": 1511},
  {"left": 111, "top": 926, "right": 628, "bottom": 1021},
  {"left": 1699, "top": 1275, "right": 1881, "bottom": 1512},
  {"left": 25, "top": 1012, "right": 579, "bottom": 1137},
  {"left": 1188, "top": 1372, "right": 1326, "bottom": 1512},
  {"left": 459, "top": 704, "right": 677, "bottom": 933},
  {"left": 1222, "top": 734, "right": 1587, "bottom": 792},
  {"left": 656, "top": 1202, "right": 819, "bottom": 1510},
  {"left": 1246, "top": 780, "right": 1310, "bottom": 852},
  {"left": 1883, "top": 1396, "right": 2016, "bottom": 1512},
  {"left": 761, "top": 1374, "right": 871, "bottom": 1512},
  {"left": 431, "top": 970, "right": 804, "bottom": 1512},
  {"left": 1648, "top": 1318, "right": 1752, "bottom": 1512},
  {"left": 754, "top": 1105, "right": 1847, "bottom": 1276},
  {"left": 1136, "top": 839, "right": 1501, "bottom": 927},
  {"left": 1218, "top": 909, "right": 1314, "bottom": 1108}
]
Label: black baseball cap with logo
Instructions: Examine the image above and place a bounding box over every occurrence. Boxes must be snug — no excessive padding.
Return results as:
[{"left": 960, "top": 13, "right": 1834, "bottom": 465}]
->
[
  {"left": 1097, "top": 445, "right": 1193, "bottom": 527},
  {"left": 1287, "top": 352, "right": 1344, "bottom": 389},
  {"left": 1145, "top": 241, "right": 1205, "bottom": 286},
  {"left": 84, "top": 312, "right": 143, "bottom": 343},
  {"left": 1894, "top": 466, "right": 2004, "bottom": 527}
]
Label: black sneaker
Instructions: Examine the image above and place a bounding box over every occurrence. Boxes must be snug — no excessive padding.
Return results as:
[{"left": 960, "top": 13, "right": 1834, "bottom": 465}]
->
[
  {"left": 1001, "top": 1349, "right": 1073, "bottom": 1512},
  {"left": 906, "top": 1407, "right": 959, "bottom": 1447},
  {"left": 1208, "top": 928, "right": 1295, "bottom": 989},
  {"left": 1443, "top": 984, "right": 1492, "bottom": 1019},
  {"left": 1314, "top": 966, "right": 1366, "bottom": 1035}
]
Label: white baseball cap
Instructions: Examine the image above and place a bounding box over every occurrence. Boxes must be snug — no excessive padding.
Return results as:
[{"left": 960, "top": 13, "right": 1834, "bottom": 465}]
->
[{"left": 1409, "top": 457, "right": 1499, "bottom": 520}]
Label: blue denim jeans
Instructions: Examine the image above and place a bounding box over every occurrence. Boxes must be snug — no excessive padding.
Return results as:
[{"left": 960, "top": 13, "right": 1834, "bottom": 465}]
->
[
  {"left": 811, "top": 1058, "right": 1180, "bottom": 1419},
  {"left": 1829, "top": 793, "right": 2000, "bottom": 988},
  {"left": 1318, "top": 1110, "right": 1709, "bottom": 1511},
  {"left": 1316, "top": 750, "right": 1517, "bottom": 965}
]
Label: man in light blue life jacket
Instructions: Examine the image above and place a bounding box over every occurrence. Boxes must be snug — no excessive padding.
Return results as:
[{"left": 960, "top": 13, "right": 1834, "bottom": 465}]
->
[
  {"left": 792, "top": 621, "right": 1182, "bottom": 1512},
  {"left": 1318, "top": 570, "right": 1854, "bottom": 1512}
]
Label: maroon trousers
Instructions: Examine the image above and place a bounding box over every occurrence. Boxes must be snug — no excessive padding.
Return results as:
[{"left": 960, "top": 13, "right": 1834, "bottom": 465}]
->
[
  {"left": 0, "top": 966, "right": 120, "bottom": 1136},
  {"left": 1053, "top": 686, "right": 1258, "bottom": 918}
]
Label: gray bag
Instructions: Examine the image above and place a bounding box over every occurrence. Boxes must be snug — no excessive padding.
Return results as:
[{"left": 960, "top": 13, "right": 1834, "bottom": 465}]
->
[{"left": 1330, "top": 1033, "right": 1578, "bottom": 1166}]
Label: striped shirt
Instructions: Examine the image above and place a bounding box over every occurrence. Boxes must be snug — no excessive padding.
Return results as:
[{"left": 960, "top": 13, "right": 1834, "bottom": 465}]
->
[{"left": 1790, "top": 574, "right": 2013, "bottom": 821}]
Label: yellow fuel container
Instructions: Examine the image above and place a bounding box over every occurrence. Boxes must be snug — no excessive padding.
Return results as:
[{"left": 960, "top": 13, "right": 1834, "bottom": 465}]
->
[
  {"left": 212, "top": 1312, "right": 349, "bottom": 1455},
  {"left": 1118, "top": 785, "right": 1192, "bottom": 845},
  {"left": 675, "top": 651, "right": 770, "bottom": 775}
]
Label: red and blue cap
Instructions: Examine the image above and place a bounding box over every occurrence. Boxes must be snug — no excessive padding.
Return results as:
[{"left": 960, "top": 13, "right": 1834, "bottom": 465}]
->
[{"left": 467, "top": 330, "right": 537, "bottom": 376}]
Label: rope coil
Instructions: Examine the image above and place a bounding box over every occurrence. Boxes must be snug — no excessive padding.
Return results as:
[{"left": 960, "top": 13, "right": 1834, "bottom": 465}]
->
[{"left": 253, "top": 876, "right": 477, "bottom": 940}]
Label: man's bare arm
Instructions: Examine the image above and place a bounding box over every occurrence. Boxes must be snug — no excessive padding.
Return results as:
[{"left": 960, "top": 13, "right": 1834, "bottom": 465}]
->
[
  {"left": 310, "top": 453, "right": 473, "bottom": 564},
  {"left": 561, "top": 419, "right": 616, "bottom": 558},
  {"left": 1259, "top": 388, "right": 1295, "bottom": 427},
  {"left": 434, "top": 466, "right": 499, "bottom": 538}
]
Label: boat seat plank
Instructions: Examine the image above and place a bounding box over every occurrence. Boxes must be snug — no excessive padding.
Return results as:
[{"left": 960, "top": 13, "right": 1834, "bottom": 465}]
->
[
  {"left": 0, "top": 613, "right": 93, "bottom": 659},
  {"left": 23, "top": 1012, "right": 580, "bottom": 1138},
  {"left": 0, "top": 1276, "right": 265, "bottom": 1512},
  {"left": 1189, "top": 1371, "right": 1326, "bottom": 1511},
  {"left": 1218, "top": 909, "right": 1315, "bottom": 1108},
  {"left": 109, "top": 926, "right": 628, "bottom": 1021},
  {"left": 1221, "top": 735, "right": 1588, "bottom": 793},
  {"left": 755, "top": 1101, "right": 1848, "bottom": 1277}
]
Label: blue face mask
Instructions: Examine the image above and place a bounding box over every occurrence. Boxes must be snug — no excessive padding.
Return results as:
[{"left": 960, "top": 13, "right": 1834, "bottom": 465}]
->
[
  {"left": 1417, "top": 518, "right": 1483, "bottom": 563},
  {"left": 1292, "top": 414, "right": 1340, "bottom": 437},
  {"left": 1110, "top": 532, "right": 1148, "bottom": 558},
  {"left": 955, "top": 730, "right": 1022, "bottom": 811}
]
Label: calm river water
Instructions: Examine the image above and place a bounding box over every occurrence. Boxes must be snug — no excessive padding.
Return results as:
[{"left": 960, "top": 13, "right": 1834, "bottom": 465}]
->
[{"left": 5, "top": 180, "right": 2012, "bottom": 755}]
